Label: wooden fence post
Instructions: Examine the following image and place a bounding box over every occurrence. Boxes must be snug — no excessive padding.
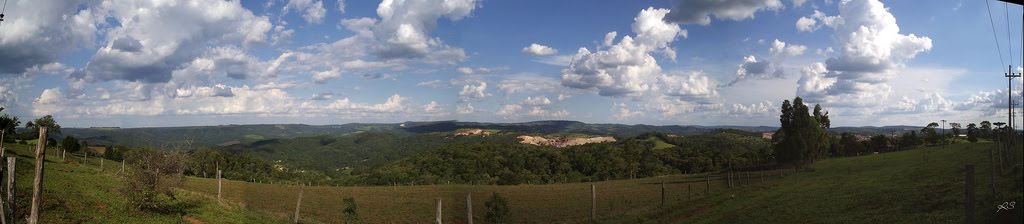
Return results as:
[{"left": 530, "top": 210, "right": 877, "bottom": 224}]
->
[
  {"left": 435, "top": 198, "right": 442, "bottom": 224},
  {"left": 660, "top": 181, "right": 665, "bottom": 208},
  {"left": 705, "top": 174, "right": 710, "bottom": 194},
  {"left": 217, "top": 170, "right": 223, "bottom": 204},
  {"left": 466, "top": 193, "right": 473, "bottom": 224},
  {"left": 0, "top": 159, "right": 6, "bottom": 224},
  {"left": 5, "top": 157, "right": 14, "bottom": 224},
  {"left": 728, "top": 170, "right": 733, "bottom": 188},
  {"left": 294, "top": 187, "right": 303, "bottom": 223},
  {"left": 591, "top": 184, "right": 597, "bottom": 221},
  {"left": 687, "top": 183, "right": 691, "bottom": 200},
  {"left": 986, "top": 146, "right": 997, "bottom": 197},
  {"left": 28, "top": 126, "right": 48, "bottom": 224},
  {"left": 100, "top": 158, "right": 104, "bottom": 171},
  {"left": 965, "top": 164, "right": 975, "bottom": 224},
  {"left": 121, "top": 160, "right": 125, "bottom": 174}
]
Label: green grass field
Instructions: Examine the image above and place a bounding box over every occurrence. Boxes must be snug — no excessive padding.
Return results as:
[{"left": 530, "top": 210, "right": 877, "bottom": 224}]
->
[
  {"left": 180, "top": 142, "right": 1023, "bottom": 223},
  {"left": 2, "top": 143, "right": 287, "bottom": 224},
  {"left": 2, "top": 141, "right": 1020, "bottom": 223},
  {"left": 653, "top": 142, "right": 1024, "bottom": 224}
]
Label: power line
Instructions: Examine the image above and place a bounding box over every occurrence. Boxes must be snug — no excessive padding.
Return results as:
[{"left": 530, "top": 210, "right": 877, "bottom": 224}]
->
[
  {"left": 0, "top": 0, "right": 6, "bottom": 27},
  {"left": 988, "top": 0, "right": 1008, "bottom": 69},
  {"left": 1007, "top": 2, "right": 1015, "bottom": 66}
]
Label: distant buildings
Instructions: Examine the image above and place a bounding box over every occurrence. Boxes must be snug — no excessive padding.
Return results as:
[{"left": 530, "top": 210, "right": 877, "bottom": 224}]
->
[{"left": 761, "top": 132, "right": 773, "bottom": 140}]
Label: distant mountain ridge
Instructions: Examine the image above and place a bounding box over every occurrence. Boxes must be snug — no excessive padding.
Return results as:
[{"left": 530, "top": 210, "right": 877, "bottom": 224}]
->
[{"left": 52, "top": 120, "right": 920, "bottom": 148}]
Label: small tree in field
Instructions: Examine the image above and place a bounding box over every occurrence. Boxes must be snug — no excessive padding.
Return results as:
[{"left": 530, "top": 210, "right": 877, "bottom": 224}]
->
[
  {"left": 484, "top": 192, "right": 511, "bottom": 224},
  {"left": 61, "top": 136, "right": 82, "bottom": 153},
  {"left": 343, "top": 197, "right": 360, "bottom": 223},
  {"left": 119, "top": 148, "right": 187, "bottom": 212}
]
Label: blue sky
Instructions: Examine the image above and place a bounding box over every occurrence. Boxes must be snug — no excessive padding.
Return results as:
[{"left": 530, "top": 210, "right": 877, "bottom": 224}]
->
[{"left": 0, "top": 0, "right": 1022, "bottom": 128}]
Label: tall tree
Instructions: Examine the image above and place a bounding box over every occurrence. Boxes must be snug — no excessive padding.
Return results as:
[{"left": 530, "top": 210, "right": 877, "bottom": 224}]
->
[
  {"left": 60, "top": 136, "right": 82, "bottom": 153},
  {"left": 921, "top": 122, "right": 939, "bottom": 144},
  {"left": 0, "top": 107, "right": 20, "bottom": 151},
  {"left": 966, "top": 123, "right": 979, "bottom": 143},
  {"left": 949, "top": 123, "right": 961, "bottom": 137},
  {"left": 774, "top": 97, "right": 829, "bottom": 167},
  {"left": 979, "top": 121, "right": 992, "bottom": 138}
]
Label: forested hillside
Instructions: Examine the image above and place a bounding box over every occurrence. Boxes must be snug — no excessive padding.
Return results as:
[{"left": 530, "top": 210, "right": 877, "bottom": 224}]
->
[{"left": 363, "top": 131, "right": 773, "bottom": 185}]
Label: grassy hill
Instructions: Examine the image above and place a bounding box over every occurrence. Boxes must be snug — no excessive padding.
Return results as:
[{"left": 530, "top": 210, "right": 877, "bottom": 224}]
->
[
  {"left": 219, "top": 131, "right": 521, "bottom": 173},
  {"left": 174, "top": 142, "right": 1015, "bottom": 222},
  {"left": 656, "top": 142, "right": 1024, "bottom": 223},
  {"left": 55, "top": 123, "right": 404, "bottom": 148},
  {"left": 0, "top": 140, "right": 1018, "bottom": 223},
  {"left": 176, "top": 142, "right": 1021, "bottom": 223},
  {"left": 2, "top": 143, "right": 287, "bottom": 223}
]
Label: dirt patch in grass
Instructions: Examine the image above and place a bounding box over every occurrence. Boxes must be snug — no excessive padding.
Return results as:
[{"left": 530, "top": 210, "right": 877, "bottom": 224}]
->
[{"left": 183, "top": 215, "right": 207, "bottom": 224}]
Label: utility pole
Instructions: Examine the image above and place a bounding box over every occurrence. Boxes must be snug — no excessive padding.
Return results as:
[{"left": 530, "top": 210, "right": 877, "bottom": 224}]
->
[
  {"left": 941, "top": 120, "right": 946, "bottom": 149},
  {"left": 1005, "top": 66, "right": 1020, "bottom": 130}
]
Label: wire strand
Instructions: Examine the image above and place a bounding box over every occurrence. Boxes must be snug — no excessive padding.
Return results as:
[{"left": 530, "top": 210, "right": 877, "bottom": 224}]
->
[
  {"left": 1006, "top": 2, "right": 1014, "bottom": 67},
  {"left": 988, "top": 0, "right": 1007, "bottom": 69}
]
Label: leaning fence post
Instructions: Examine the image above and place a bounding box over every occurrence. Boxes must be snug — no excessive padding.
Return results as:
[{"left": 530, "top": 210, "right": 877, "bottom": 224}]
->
[
  {"left": 965, "top": 164, "right": 975, "bottom": 224},
  {"left": 28, "top": 126, "right": 48, "bottom": 224},
  {"left": 0, "top": 159, "right": 6, "bottom": 224},
  {"left": 466, "top": 193, "right": 473, "bottom": 224},
  {"left": 5, "top": 157, "right": 14, "bottom": 224},
  {"left": 435, "top": 198, "right": 442, "bottom": 224}
]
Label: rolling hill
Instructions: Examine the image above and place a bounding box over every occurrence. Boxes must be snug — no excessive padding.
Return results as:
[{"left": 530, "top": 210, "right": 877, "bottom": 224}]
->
[{"left": 50, "top": 120, "right": 916, "bottom": 149}]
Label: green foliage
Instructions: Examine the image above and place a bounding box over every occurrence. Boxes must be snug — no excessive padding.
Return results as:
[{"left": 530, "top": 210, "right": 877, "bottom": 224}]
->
[
  {"left": 46, "top": 137, "right": 58, "bottom": 149},
  {"left": 0, "top": 108, "right": 19, "bottom": 143},
  {"left": 979, "top": 120, "right": 993, "bottom": 138},
  {"left": 61, "top": 135, "right": 82, "bottom": 152},
  {"left": 921, "top": 122, "right": 941, "bottom": 144},
  {"left": 867, "top": 134, "right": 891, "bottom": 152},
  {"left": 484, "top": 193, "right": 511, "bottom": 224},
  {"left": 120, "top": 148, "right": 187, "bottom": 212},
  {"left": 343, "top": 197, "right": 360, "bottom": 223},
  {"left": 32, "top": 115, "right": 61, "bottom": 134},
  {"left": 835, "top": 133, "right": 865, "bottom": 156},
  {"left": 105, "top": 145, "right": 130, "bottom": 161},
  {"left": 775, "top": 97, "right": 829, "bottom": 167},
  {"left": 966, "top": 123, "right": 979, "bottom": 143},
  {"left": 899, "top": 130, "right": 922, "bottom": 148},
  {"left": 365, "top": 132, "right": 770, "bottom": 185}
]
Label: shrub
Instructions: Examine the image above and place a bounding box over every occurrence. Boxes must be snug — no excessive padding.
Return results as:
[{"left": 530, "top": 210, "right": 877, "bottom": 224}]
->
[
  {"left": 484, "top": 192, "right": 511, "bottom": 224},
  {"left": 343, "top": 197, "right": 360, "bottom": 223},
  {"left": 119, "top": 149, "right": 187, "bottom": 213}
]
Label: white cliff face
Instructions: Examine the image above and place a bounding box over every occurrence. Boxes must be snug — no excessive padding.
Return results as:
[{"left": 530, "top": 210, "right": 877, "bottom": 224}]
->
[{"left": 517, "top": 135, "right": 616, "bottom": 148}]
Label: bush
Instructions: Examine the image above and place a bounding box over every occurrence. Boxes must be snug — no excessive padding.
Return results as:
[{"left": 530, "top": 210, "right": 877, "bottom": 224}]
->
[
  {"left": 484, "top": 192, "right": 511, "bottom": 224},
  {"left": 343, "top": 197, "right": 360, "bottom": 223},
  {"left": 119, "top": 149, "right": 187, "bottom": 213}
]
